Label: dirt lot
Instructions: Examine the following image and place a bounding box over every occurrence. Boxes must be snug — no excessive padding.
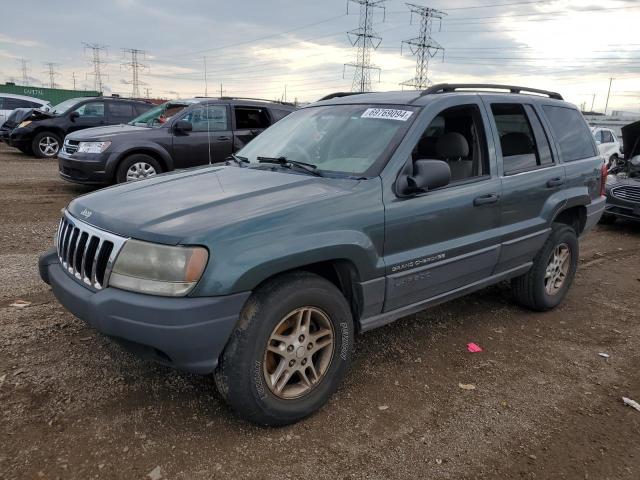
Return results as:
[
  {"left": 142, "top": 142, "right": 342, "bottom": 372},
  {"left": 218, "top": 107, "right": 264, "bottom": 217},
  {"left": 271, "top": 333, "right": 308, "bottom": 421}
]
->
[{"left": 0, "top": 143, "right": 639, "bottom": 480}]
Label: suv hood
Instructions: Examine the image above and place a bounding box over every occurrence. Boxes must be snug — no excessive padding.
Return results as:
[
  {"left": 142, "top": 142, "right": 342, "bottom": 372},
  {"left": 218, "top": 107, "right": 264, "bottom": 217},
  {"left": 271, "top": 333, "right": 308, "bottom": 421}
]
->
[
  {"left": 67, "top": 166, "right": 357, "bottom": 245},
  {"left": 67, "top": 124, "right": 154, "bottom": 141}
]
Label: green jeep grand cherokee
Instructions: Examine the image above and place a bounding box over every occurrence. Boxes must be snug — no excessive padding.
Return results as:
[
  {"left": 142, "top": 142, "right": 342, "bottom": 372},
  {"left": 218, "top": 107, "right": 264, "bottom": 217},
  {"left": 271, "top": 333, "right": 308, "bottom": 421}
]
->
[{"left": 39, "top": 84, "right": 606, "bottom": 425}]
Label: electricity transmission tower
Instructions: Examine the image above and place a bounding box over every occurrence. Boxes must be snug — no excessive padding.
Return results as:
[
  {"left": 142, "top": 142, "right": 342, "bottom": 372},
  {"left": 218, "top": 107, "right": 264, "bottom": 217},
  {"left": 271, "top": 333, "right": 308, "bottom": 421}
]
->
[
  {"left": 83, "top": 43, "right": 108, "bottom": 93},
  {"left": 17, "top": 58, "right": 30, "bottom": 85},
  {"left": 344, "top": 0, "right": 386, "bottom": 93},
  {"left": 122, "top": 48, "right": 148, "bottom": 98},
  {"left": 43, "top": 62, "right": 60, "bottom": 88},
  {"left": 400, "top": 3, "right": 446, "bottom": 90}
]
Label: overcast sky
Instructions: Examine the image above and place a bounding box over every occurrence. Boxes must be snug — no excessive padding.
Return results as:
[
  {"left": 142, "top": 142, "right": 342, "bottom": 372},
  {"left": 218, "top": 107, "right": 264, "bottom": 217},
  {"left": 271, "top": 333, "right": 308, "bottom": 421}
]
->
[{"left": 0, "top": 0, "right": 639, "bottom": 111}]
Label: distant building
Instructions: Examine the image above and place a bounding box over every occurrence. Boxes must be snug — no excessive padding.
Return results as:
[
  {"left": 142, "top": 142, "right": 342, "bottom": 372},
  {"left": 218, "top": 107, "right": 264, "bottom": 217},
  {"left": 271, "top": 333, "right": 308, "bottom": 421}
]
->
[
  {"left": 0, "top": 82, "right": 100, "bottom": 105},
  {"left": 583, "top": 110, "right": 640, "bottom": 139}
]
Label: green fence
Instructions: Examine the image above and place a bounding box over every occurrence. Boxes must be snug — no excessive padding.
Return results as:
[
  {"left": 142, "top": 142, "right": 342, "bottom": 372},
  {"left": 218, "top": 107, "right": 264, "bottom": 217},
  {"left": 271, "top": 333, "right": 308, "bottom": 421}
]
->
[{"left": 0, "top": 83, "right": 101, "bottom": 105}]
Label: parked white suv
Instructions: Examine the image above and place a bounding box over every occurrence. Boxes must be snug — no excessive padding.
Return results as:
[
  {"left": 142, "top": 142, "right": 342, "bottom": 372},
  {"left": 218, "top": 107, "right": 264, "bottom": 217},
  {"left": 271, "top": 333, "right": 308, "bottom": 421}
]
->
[
  {"left": 592, "top": 127, "right": 622, "bottom": 166},
  {"left": 0, "top": 94, "right": 50, "bottom": 127}
]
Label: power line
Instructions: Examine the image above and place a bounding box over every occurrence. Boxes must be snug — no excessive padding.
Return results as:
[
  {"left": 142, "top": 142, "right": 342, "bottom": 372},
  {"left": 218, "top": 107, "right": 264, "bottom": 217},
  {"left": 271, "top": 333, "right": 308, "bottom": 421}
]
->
[
  {"left": 17, "top": 58, "right": 30, "bottom": 86},
  {"left": 43, "top": 62, "right": 60, "bottom": 88},
  {"left": 83, "top": 43, "right": 108, "bottom": 93},
  {"left": 344, "top": 0, "right": 386, "bottom": 92},
  {"left": 400, "top": 3, "right": 446, "bottom": 90},
  {"left": 122, "top": 48, "right": 148, "bottom": 98}
]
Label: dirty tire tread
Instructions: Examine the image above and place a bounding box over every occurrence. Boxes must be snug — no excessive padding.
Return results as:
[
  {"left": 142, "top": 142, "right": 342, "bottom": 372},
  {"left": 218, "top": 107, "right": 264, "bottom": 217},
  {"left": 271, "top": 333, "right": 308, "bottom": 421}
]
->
[
  {"left": 511, "top": 223, "right": 579, "bottom": 312},
  {"left": 214, "top": 271, "right": 354, "bottom": 426}
]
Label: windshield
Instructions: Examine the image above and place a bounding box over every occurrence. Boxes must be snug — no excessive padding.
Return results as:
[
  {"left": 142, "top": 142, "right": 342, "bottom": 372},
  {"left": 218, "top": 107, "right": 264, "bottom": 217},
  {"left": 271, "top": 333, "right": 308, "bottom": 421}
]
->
[
  {"left": 238, "top": 104, "right": 418, "bottom": 176},
  {"left": 50, "top": 98, "right": 85, "bottom": 114},
  {"left": 128, "top": 101, "right": 191, "bottom": 127}
]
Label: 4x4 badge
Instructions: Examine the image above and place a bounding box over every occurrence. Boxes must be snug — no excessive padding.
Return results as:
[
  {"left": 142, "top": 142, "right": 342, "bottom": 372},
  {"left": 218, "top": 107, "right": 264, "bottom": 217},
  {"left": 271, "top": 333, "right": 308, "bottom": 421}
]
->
[{"left": 80, "top": 208, "right": 92, "bottom": 219}]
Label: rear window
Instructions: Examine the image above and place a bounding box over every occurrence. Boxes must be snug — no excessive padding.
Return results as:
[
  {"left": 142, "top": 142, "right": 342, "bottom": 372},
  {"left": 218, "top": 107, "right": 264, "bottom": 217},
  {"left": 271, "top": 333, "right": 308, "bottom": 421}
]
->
[{"left": 542, "top": 106, "right": 596, "bottom": 162}]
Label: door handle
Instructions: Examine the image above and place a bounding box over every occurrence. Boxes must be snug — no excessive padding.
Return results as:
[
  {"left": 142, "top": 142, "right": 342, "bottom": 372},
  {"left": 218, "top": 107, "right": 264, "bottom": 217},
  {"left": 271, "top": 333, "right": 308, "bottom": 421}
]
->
[
  {"left": 216, "top": 135, "right": 230, "bottom": 141},
  {"left": 546, "top": 177, "right": 564, "bottom": 188},
  {"left": 473, "top": 193, "right": 499, "bottom": 206}
]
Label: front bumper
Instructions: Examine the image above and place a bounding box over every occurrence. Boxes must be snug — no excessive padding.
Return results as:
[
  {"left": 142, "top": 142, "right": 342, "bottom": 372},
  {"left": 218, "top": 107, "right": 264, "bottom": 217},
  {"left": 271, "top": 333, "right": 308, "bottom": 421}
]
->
[
  {"left": 604, "top": 192, "right": 640, "bottom": 222},
  {"left": 39, "top": 248, "right": 250, "bottom": 374},
  {"left": 8, "top": 129, "right": 32, "bottom": 149},
  {"left": 58, "top": 151, "right": 112, "bottom": 185}
]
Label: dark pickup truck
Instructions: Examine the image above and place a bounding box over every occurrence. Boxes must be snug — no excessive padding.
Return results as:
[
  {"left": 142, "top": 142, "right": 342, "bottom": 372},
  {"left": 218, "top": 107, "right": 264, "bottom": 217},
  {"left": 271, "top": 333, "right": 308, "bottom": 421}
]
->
[
  {"left": 39, "top": 84, "right": 605, "bottom": 426},
  {"left": 57, "top": 97, "right": 296, "bottom": 184}
]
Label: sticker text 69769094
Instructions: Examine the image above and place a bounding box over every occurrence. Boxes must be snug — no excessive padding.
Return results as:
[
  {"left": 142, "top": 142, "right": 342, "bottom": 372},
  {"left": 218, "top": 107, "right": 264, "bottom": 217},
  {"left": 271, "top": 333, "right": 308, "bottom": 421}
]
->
[{"left": 361, "top": 108, "right": 414, "bottom": 121}]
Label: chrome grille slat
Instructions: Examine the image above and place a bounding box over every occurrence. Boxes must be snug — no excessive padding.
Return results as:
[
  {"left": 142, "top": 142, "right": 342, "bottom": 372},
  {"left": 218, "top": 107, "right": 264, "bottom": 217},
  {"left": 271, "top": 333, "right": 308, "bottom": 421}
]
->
[
  {"left": 55, "top": 211, "right": 128, "bottom": 290},
  {"left": 612, "top": 185, "right": 640, "bottom": 203}
]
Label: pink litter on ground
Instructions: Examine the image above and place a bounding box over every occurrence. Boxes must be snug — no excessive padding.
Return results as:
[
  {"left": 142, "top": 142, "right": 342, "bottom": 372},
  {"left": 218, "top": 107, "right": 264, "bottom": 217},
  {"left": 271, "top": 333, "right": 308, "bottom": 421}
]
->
[{"left": 467, "top": 343, "right": 483, "bottom": 353}]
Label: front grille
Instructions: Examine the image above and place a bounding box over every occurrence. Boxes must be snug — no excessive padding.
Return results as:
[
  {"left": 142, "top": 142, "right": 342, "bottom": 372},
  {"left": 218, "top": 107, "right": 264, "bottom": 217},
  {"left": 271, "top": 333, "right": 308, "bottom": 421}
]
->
[
  {"left": 63, "top": 139, "right": 79, "bottom": 155},
  {"left": 56, "top": 212, "right": 127, "bottom": 289},
  {"left": 611, "top": 185, "right": 640, "bottom": 203}
]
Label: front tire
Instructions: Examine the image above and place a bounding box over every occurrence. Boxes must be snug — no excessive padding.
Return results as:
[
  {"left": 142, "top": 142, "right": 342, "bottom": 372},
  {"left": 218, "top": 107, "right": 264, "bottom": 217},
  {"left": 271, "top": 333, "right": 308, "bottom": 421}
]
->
[
  {"left": 32, "top": 131, "right": 61, "bottom": 158},
  {"left": 215, "top": 271, "right": 354, "bottom": 426},
  {"left": 115, "top": 154, "right": 162, "bottom": 183},
  {"left": 511, "top": 224, "right": 579, "bottom": 311}
]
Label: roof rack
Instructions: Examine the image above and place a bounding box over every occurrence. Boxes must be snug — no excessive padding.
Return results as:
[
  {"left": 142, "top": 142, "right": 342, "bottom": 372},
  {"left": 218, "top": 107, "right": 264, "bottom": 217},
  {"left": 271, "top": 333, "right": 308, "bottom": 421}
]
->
[
  {"left": 421, "top": 83, "right": 563, "bottom": 100},
  {"left": 214, "top": 96, "right": 295, "bottom": 106},
  {"left": 318, "top": 92, "right": 369, "bottom": 101}
]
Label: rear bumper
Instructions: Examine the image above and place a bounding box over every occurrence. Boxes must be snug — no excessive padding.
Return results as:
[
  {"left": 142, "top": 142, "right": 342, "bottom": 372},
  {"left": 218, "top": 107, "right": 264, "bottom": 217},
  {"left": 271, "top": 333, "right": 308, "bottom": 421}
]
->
[
  {"left": 39, "top": 248, "right": 250, "bottom": 374},
  {"left": 583, "top": 196, "right": 606, "bottom": 234}
]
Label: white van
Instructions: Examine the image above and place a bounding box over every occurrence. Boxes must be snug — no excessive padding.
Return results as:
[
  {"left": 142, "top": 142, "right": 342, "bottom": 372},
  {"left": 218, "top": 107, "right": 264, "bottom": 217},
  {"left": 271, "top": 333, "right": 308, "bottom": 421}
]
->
[{"left": 592, "top": 127, "right": 623, "bottom": 166}]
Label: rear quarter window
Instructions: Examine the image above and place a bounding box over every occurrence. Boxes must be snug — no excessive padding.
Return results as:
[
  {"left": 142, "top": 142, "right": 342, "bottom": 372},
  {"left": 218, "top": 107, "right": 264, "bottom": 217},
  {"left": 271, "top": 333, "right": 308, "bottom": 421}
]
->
[{"left": 542, "top": 105, "right": 597, "bottom": 162}]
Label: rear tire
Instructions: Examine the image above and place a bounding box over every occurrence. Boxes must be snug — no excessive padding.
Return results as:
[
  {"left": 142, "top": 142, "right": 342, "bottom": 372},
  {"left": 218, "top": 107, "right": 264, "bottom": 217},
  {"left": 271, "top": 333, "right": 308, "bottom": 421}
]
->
[
  {"left": 115, "top": 154, "right": 162, "bottom": 183},
  {"left": 511, "top": 224, "right": 579, "bottom": 311},
  {"left": 215, "top": 271, "right": 354, "bottom": 426},
  {"left": 32, "top": 131, "right": 61, "bottom": 158}
]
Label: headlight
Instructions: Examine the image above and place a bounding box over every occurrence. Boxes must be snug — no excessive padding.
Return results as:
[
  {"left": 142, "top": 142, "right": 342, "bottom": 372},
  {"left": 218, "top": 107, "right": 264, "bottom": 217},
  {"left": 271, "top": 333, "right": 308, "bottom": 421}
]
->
[
  {"left": 18, "top": 120, "right": 31, "bottom": 128},
  {"left": 77, "top": 141, "right": 111, "bottom": 154},
  {"left": 109, "top": 239, "right": 209, "bottom": 296}
]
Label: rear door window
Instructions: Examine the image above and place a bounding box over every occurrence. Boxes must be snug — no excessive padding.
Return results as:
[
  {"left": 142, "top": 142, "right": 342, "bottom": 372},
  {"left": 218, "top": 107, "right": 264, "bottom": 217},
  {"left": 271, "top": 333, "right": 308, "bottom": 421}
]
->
[
  {"left": 4, "top": 98, "right": 41, "bottom": 109},
  {"left": 602, "top": 130, "right": 614, "bottom": 143},
  {"left": 491, "top": 103, "right": 540, "bottom": 174},
  {"left": 542, "top": 105, "right": 597, "bottom": 161},
  {"left": 234, "top": 106, "right": 271, "bottom": 129},
  {"left": 108, "top": 102, "right": 135, "bottom": 122}
]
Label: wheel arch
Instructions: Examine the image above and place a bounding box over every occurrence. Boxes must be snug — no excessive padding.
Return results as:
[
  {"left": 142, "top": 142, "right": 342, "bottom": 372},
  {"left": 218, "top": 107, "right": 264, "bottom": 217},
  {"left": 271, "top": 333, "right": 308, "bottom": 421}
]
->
[
  {"left": 238, "top": 257, "right": 366, "bottom": 329},
  {"left": 552, "top": 204, "right": 587, "bottom": 234},
  {"left": 108, "top": 146, "right": 173, "bottom": 180}
]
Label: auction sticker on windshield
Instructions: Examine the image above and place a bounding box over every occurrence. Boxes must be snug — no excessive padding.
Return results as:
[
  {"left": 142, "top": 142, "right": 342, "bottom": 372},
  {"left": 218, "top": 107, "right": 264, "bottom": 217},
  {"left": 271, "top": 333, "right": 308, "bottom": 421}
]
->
[{"left": 361, "top": 108, "right": 414, "bottom": 121}]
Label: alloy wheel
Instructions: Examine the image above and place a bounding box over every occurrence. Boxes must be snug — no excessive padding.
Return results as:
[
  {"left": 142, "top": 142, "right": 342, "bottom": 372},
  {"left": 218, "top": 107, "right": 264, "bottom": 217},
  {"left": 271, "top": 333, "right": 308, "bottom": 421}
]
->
[
  {"left": 263, "top": 307, "right": 335, "bottom": 400},
  {"left": 126, "top": 162, "right": 157, "bottom": 181},
  {"left": 39, "top": 136, "right": 59, "bottom": 156},
  {"left": 544, "top": 243, "right": 571, "bottom": 295}
]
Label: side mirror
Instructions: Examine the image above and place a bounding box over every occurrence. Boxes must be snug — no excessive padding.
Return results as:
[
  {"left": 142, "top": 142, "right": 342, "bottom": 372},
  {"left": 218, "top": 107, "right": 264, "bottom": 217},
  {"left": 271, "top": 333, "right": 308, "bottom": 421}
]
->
[
  {"left": 173, "top": 120, "right": 193, "bottom": 133},
  {"left": 69, "top": 111, "right": 79, "bottom": 122},
  {"left": 396, "top": 159, "right": 451, "bottom": 197},
  {"left": 595, "top": 140, "right": 601, "bottom": 145}
]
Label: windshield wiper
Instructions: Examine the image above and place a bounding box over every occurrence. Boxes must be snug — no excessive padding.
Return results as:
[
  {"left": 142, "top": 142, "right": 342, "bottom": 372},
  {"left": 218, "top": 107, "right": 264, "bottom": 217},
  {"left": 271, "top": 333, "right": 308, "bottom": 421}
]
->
[
  {"left": 226, "top": 153, "right": 249, "bottom": 167},
  {"left": 257, "top": 156, "right": 323, "bottom": 177}
]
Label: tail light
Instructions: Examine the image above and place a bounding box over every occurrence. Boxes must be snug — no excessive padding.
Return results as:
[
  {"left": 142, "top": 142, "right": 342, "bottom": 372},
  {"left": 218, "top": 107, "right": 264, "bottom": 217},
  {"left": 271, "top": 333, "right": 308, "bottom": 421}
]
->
[{"left": 600, "top": 162, "right": 608, "bottom": 197}]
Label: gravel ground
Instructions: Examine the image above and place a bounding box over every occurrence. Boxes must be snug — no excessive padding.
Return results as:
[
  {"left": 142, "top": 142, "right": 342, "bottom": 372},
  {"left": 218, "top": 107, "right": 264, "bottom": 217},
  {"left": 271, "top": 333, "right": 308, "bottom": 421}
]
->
[{"left": 1, "top": 143, "right": 639, "bottom": 480}]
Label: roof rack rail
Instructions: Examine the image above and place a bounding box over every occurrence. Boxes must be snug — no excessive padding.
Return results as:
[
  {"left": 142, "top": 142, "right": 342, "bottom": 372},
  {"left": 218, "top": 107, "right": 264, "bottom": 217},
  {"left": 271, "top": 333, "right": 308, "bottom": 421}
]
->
[
  {"left": 318, "top": 92, "right": 369, "bottom": 101},
  {"left": 421, "top": 83, "right": 563, "bottom": 100},
  {"left": 216, "top": 96, "right": 295, "bottom": 106}
]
